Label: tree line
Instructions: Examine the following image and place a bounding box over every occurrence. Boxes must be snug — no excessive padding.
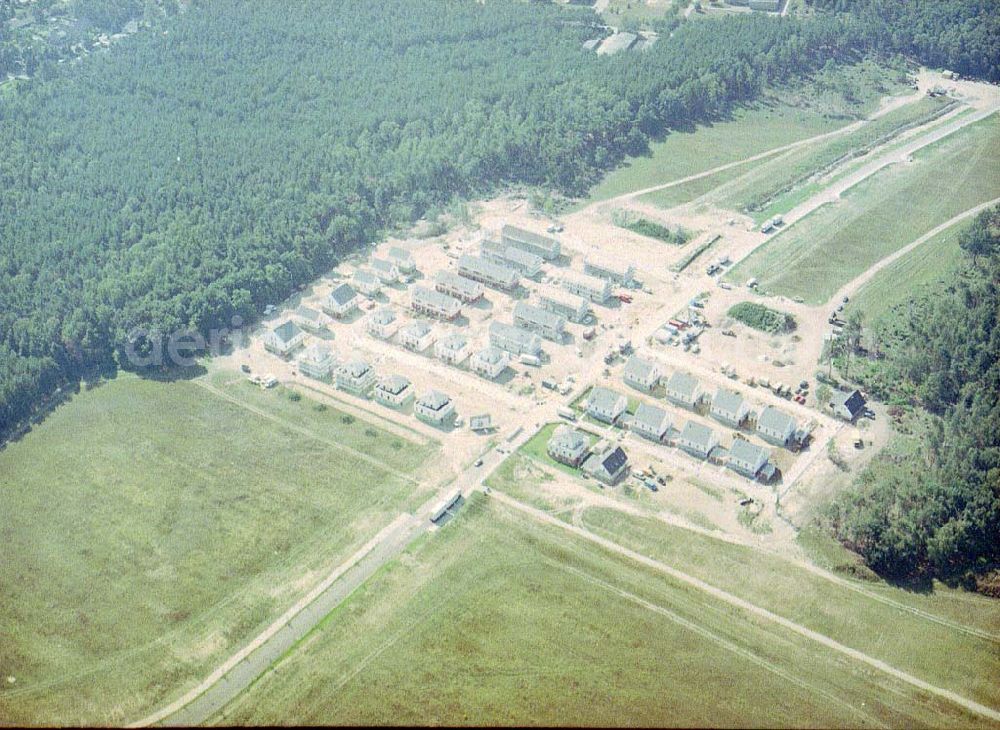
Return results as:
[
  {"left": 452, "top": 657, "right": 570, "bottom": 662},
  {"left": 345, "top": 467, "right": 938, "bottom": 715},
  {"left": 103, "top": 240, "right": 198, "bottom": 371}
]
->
[
  {"left": 823, "top": 206, "right": 1000, "bottom": 587},
  {"left": 1, "top": 0, "right": 998, "bottom": 434}
]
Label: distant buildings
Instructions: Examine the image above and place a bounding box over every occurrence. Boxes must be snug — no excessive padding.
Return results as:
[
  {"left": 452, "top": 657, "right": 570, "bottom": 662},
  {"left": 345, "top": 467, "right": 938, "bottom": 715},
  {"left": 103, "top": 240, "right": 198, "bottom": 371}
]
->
[
  {"left": 399, "top": 321, "right": 435, "bottom": 352},
  {"left": 630, "top": 402, "right": 671, "bottom": 442},
  {"left": 710, "top": 388, "right": 750, "bottom": 428},
  {"left": 366, "top": 307, "right": 399, "bottom": 340},
  {"left": 336, "top": 359, "right": 375, "bottom": 396},
  {"left": 513, "top": 301, "right": 566, "bottom": 342},
  {"left": 298, "top": 342, "right": 336, "bottom": 379},
  {"left": 489, "top": 321, "right": 542, "bottom": 357},
  {"left": 665, "top": 371, "right": 701, "bottom": 410},
  {"left": 586, "top": 386, "right": 628, "bottom": 425},
  {"left": 374, "top": 374, "right": 413, "bottom": 408},
  {"left": 561, "top": 270, "right": 612, "bottom": 304},
  {"left": 547, "top": 425, "right": 590, "bottom": 467},
  {"left": 622, "top": 355, "right": 661, "bottom": 392},
  {"left": 435, "top": 333, "right": 470, "bottom": 365},
  {"left": 323, "top": 283, "right": 359, "bottom": 318},
  {"left": 435, "top": 270, "right": 484, "bottom": 303},
  {"left": 263, "top": 320, "right": 306, "bottom": 357},
  {"left": 595, "top": 31, "right": 638, "bottom": 56},
  {"left": 482, "top": 239, "right": 544, "bottom": 277},
  {"left": 501, "top": 224, "right": 560, "bottom": 261},
  {"left": 756, "top": 406, "right": 797, "bottom": 447},
  {"left": 414, "top": 390, "right": 455, "bottom": 425},
  {"left": 410, "top": 286, "right": 461, "bottom": 320},
  {"left": 457, "top": 254, "right": 519, "bottom": 291}
]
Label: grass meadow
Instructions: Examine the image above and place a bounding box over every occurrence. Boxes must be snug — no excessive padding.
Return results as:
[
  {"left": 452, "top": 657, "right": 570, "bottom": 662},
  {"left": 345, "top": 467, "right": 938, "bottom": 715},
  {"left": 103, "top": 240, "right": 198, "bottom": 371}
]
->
[
  {"left": 845, "top": 216, "right": 967, "bottom": 324},
  {"left": 218, "top": 495, "right": 997, "bottom": 727},
  {"left": 0, "top": 373, "right": 435, "bottom": 725},
  {"left": 726, "top": 114, "right": 1000, "bottom": 303}
]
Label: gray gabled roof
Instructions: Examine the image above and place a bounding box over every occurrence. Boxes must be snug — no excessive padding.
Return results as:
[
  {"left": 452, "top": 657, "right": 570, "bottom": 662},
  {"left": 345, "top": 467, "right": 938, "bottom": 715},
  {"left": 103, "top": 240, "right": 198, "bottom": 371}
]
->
[
  {"left": 329, "top": 283, "right": 357, "bottom": 306},
  {"left": 679, "top": 421, "right": 715, "bottom": 450},
  {"left": 489, "top": 321, "right": 541, "bottom": 350},
  {"left": 401, "top": 320, "right": 432, "bottom": 338},
  {"left": 513, "top": 301, "right": 565, "bottom": 331},
  {"left": 729, "top": 438, "right": 769, "bottom": 465},
  {"left": 353, "top": 270, "right": 378, "bottom": 285},
  {"left": 387, "top": 246, "right": 413, "bottom": 263},
  {"left": 633, "top": 402, "right": 669, "bottom": 432},
  {"left": 758, "top": 406, "right": 795, "bottom": 434},
  {"left": 667, "top": 371, "right": 700, "bottom": 399},
  {"left": 301, "top": 342, "right": 332, "bottom": 362},
  {"left": 588, "top": 386, "right": 625, "bottom": 413},
  {"left": 712, "top": 388, "right": 745, "bottom": 416},
  {"left": 371, "top": 258, "right": 396, "bottom": 274},
  {"left": 624, "top": 355, "right": 657, "bottom": 383},
  {"left": 272, "top": 320, "right": 303, "bottom": 344}
]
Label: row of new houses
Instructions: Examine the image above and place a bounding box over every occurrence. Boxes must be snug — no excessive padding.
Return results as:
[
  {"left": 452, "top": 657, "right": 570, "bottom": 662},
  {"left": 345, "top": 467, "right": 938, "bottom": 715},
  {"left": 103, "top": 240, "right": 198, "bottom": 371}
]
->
[
  {"left": 335, "top": 359, "right": 456, "bottom": 425},
  {"left": 547, "top": 425, "right": 630, "bottom": 485},
  {"left": 621, "top": 355, "right": 809, "bottom": 448},
  {"left": 585, "top": 386, "right": 778, "bottom": 481}
]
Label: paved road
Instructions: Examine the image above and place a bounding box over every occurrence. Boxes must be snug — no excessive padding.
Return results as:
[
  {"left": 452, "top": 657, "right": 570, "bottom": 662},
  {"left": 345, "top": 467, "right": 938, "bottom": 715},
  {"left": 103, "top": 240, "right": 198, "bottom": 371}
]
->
[
  {"left": 488, "top": 490, "right": 1000, "bottom": 724},
  {"left": 131, "top": 415, "right": 544, "bottom": 727}
]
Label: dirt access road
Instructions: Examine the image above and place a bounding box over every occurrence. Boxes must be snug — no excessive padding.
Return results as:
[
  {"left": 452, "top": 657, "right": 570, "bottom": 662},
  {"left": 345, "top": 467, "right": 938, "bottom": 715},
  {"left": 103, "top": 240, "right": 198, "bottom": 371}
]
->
[{"left": 489, "top": 489, "right": 1000, "bottom": 724}]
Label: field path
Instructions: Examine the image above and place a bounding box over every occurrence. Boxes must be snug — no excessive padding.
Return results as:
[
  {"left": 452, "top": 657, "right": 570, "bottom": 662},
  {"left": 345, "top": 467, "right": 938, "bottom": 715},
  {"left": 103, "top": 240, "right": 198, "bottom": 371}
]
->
[
  {"left": 128, "top": 415, "right": 546, "bottom": 726},
  {"left": 598, "top": 117, "right": 875, "bottom": 208},
  {"left": 489, "top": 489, "right": 1000, "bottom": 723},
  {"left": 776, "top": 106, "right": 998, "bottom": 233},
  {"left": 825, "top": 196, "right": 1000, "bottom": 308}
]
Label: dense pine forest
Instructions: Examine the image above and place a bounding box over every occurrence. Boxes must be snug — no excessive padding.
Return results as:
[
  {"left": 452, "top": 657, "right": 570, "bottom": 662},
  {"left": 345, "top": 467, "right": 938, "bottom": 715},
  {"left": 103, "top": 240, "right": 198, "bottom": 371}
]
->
[
  {"left": 805, "top": 0, "right": 1000, "bottom": 81},
  {"left": 0, "top": 0, "right": 997, "bottom": 438},
  {"left": 826, "top": 207, "right": 1000, "bottom": 587}
]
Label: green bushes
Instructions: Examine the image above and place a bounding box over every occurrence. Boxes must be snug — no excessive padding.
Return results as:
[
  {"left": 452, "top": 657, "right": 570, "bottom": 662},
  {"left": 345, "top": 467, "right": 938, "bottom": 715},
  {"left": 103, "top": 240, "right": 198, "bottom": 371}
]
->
[
  {"left": 612, "top": 210, "right": 690, "bottom": 245},
  {"left": 727, "top": 302, "right": 796, "bottom": 333}
]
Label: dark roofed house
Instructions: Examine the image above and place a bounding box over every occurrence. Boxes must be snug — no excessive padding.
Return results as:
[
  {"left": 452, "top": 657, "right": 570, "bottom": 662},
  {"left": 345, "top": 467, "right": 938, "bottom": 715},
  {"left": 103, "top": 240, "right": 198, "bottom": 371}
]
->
[
  {"left": 582, "top": 443, "right": 629, "bottom": 484},
  {"left": 324, "top": 283, "right": 359, "bottom": 318},
  {"left": 263, "top": 320, "right": 306, "bottom": 356},
  {"left": 829, "top": 389, "right": 866, "bottom": 422}
]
